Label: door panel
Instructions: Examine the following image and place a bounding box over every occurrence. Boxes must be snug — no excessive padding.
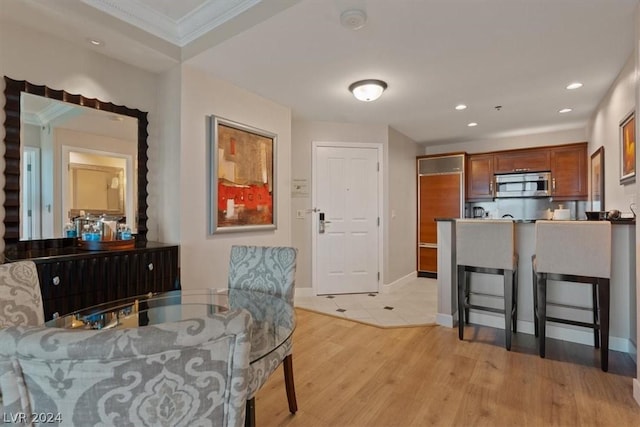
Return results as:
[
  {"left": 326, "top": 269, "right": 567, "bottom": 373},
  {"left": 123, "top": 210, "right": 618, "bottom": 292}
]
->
[{"left": 315, "top": 146, "right": 379, "bottom": 295}]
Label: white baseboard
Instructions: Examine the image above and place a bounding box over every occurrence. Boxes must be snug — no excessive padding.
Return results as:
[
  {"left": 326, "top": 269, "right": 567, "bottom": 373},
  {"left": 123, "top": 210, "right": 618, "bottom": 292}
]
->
[
  {"left": 468, "top": 312, "right": 634, "bottom": 354},
  {"left": 295, "top": 287, "right": 314, "bottom": 298},
  {"left": 436, "top": 313, "right": 454, "bottom": 327},
  {"left": 381, "top": 271, "right": 418, "bottom": 293},
  {"left": 634, "top": 379, "right": 640, "bottom": 407},
  {"left": 296, "top": 271, "right": 419, "bottom": 297}
]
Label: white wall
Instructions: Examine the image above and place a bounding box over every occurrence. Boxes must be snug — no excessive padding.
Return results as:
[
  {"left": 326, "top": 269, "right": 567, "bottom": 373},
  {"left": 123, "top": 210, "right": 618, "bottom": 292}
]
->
[
  {"left": 587, "top": 55, "right": 637, "bottom": 213},
  {"left": 424, "top": 128, "right": 586, "bottom": 156},
  {"left": 633, "top": 0, "right": 640, "bottom": 407},
  {"left": 0, "top": 20, "right": 161, "bottom": 248},
  {"left": 290, "top": 120, "right": 419, "bottom": 290},
  {"left": 387, "top": 127, "right": 421, "bottom": 282},
  {"left": 178, "top": 66, "right": 292, "bottom": 289},
  {"left": 291, "top": 120, "right": 388, "bottom": 288}
]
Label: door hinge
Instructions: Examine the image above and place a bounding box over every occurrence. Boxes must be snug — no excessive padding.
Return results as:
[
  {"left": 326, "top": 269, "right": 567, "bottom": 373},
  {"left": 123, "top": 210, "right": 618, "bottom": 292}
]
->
[
  {"left": 377, "top": 217, "right": 380, "bottom": 226},
  {"left": 377, "top": 272, "right": 380, "bottom": 281},
  {"left": 26, "top": 164, "right": 32, "bottom": 172},
  {"left": 377, "top": 162, "right": 380, "bottom": 172}
]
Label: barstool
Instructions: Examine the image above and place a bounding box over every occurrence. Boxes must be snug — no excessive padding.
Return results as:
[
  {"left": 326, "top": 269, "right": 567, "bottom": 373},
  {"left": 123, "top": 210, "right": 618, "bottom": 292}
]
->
[
  {"left": 532, "top": 220, "right": 611, "bottom": 371},
  {"left": 456, "top": 219, "right": 518, "bottom": 350}
]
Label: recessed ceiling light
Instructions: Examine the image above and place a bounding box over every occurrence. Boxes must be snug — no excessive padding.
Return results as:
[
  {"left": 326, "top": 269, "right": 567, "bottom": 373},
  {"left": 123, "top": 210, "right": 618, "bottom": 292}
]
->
[
  {"left": 566, "top": 82, "right": 583, "bottom": 90},
  {"left": 467, "top": 122, "right": 478, "bottom": 127},
  {"left": 559, "top": 108, "right": 573, "bottom": 114},
  {"left": 455, "top": 104, "right": 467, "bottom": 111},
  {"left": 87, "top": 38, "right": 104, "bottom": 47}
]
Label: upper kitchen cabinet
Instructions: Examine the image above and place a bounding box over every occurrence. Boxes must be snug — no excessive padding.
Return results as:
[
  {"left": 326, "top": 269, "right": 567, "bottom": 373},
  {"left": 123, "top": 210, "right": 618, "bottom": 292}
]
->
[
  {"left": 550, "top": 142, "right": 588, "bottom": 201},
  {"left": 494, "top": 148, "right": 550, "bottom": 174},
  {"left": 466, "top": 154, "right": 494, "bottom": 201}
]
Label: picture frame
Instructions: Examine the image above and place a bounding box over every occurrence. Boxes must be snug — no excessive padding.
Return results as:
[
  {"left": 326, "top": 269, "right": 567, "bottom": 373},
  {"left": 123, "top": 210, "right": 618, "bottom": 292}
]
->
[
  {"left": 620, "top": 110, "right": 635, "bottom": 185},
  {"left": 590, "top": 146, "right": 604, "bottom": 211},
  {"left": 208, "top": 116, "right": 277, "bottom": 234}
]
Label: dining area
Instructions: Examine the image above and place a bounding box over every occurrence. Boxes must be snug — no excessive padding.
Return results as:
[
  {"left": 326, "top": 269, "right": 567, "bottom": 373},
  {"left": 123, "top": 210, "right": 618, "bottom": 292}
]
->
[{"left": 0, "top": 245, "right": 298, "bottom": 427}]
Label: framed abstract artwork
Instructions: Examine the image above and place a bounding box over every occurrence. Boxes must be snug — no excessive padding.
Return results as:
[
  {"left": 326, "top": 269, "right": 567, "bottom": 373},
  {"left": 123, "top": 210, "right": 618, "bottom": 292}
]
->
[
  {"left": 620, "top": 110, "right": 635, "bottom": 185},
  {"left": 590, "top": 146, "right": 604, "bottom": 211},
  {"left": 208, "top": 116, "right": 277, "bottom": 234}
]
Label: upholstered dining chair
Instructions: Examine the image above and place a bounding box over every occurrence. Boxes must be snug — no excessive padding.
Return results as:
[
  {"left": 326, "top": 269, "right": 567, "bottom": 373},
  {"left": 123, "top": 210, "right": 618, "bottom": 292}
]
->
[
  {"left": 228, "top": 245, "right": 298, "bottom": 426},
  {"left": 0, "top": 261, "right": 44, "bottom": 328},
  {"left": 0, "top": 309, "right": 253, "bottom": 427}
]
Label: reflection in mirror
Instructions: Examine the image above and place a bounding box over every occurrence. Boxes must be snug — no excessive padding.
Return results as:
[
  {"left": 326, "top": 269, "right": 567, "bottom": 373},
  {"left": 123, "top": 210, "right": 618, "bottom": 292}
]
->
[
  {"left": 3, "top": 77, "right": 149, "bottom": 250},
  {"left": 20, "top": 93, "right": 137, "bottom": 240}
]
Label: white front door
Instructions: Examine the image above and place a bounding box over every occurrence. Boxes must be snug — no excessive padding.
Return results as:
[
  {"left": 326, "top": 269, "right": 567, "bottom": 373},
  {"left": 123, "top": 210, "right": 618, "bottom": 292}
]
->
[{"left": 312, "top": 143, "right": 381, "bottom": 295}]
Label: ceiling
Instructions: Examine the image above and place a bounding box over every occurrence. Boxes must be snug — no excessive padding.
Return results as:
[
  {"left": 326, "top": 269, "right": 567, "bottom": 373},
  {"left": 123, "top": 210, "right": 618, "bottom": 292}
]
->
[{"left": 2, "top": 0, "right": 638, "bottom": 145}]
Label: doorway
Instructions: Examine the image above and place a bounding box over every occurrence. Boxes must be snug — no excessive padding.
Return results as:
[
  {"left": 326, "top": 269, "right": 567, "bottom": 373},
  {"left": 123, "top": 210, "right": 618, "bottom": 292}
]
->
[{"left": 312, "top": 142, "right": 382, "bottom": 295}]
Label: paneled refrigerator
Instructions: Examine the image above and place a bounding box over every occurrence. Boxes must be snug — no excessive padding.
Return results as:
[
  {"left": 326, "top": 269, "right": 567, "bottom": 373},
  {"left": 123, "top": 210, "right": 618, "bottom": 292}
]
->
[{"left": 417, "top": 154, "right": 465, "bottom": 277}]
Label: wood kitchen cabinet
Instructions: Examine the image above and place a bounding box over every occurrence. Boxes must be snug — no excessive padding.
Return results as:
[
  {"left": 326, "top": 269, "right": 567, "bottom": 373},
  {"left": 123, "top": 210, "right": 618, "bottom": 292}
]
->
[
  {"left": 494, "top": 148, "right": 550, "bottom": 174},
  {"left": 466, "top": 154, "right": 494, "bottom": 200},
  {"left": 550, "top": 143, "right": 588, "bottom": 200},
  {"left": 6, "top": 242, "right": 180, "bottom": 320}
]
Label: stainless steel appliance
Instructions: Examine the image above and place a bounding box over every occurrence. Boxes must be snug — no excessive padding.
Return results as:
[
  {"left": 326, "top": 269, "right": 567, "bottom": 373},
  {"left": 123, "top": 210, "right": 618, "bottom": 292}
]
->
[
  {"left": 417, "top": 154, "right": 465, "bottom": 276},
  {"left": 495, "top": 172, "right": 551, "bottom": 198}
]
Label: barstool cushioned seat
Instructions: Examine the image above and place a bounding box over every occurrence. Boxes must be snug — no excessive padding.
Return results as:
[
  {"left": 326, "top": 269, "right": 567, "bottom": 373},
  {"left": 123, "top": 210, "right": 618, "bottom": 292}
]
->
[
  {"left": 456, "top": 219, "right": 518, "bottom": 350},
  {"left": 533, "top": 220, "right": 611, "bottom": 371}
]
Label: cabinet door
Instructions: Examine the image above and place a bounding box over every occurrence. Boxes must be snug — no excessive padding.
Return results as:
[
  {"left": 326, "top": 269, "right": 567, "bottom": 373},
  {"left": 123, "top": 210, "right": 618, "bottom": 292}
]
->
[
  {"left": 466, "top": 154, "right": 494, "bottom": 200},
  {"left": 494, "top": 149, "right": 550, "bottom": 174},
  {"left": 418, "top": 247, "right": 437, "bottom": 274},
  {"left": 550, "top": 144, "right": 588, "bottom": 200}
]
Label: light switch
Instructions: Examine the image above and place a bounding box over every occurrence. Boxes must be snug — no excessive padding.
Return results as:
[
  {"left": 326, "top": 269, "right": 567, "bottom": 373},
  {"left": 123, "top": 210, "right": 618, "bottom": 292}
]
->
[{"left": 296, "top": 210, "right": 305, "bottom": 219}]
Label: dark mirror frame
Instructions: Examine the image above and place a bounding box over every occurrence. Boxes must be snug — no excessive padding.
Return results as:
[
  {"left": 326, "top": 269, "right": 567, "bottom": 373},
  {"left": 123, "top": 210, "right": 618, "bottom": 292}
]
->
[{"left": 3, "top": 76, "right": 148, "bottom": 250}]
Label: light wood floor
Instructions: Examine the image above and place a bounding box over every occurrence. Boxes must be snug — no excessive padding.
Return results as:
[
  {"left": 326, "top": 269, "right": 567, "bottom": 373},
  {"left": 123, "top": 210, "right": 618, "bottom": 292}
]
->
[{"left": 255, "top": 308, "right": 640, "bottom": 426}]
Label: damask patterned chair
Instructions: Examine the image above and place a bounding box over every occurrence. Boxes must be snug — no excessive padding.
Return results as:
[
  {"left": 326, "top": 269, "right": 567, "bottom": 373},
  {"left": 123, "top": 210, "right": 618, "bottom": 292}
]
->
[
  {"left": 0, "top": 261, "right": 44, "bottom": 328},
  {"left": 228, "top": 245, "right": 298, "bottom": 426},
  {"left": 0, "top": 310, "right": 253, "bottom": 427}
]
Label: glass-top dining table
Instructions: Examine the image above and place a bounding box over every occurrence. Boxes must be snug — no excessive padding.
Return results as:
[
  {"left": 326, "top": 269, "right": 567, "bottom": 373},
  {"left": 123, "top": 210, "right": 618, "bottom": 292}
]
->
[{"left": 44, "top": 289, "right": 295, "bottom": 364}]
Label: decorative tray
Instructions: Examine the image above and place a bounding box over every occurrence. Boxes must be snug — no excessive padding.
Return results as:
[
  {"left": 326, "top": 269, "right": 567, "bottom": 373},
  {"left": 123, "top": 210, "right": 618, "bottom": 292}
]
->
[{"left": 77, "top": 239, "right": 136, "bottom": 251}]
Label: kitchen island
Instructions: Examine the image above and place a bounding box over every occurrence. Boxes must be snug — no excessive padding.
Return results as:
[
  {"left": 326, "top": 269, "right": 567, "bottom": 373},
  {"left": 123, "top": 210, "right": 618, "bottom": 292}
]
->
[{"left": 436, "top": 219, "right": 636, "bottom": 355}]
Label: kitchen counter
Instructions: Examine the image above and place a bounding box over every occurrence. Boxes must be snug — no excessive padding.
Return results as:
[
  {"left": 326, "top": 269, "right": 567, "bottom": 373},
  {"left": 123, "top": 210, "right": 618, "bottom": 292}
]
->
[
  {"left": 435, "top": 218, "right": 635, "bottom": 224},
  {"left": 435, "top": 220, "right": 636, "bottom": 354}
]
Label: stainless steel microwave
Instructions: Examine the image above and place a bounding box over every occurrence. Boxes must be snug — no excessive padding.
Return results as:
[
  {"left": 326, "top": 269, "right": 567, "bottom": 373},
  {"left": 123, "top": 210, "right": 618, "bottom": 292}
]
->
[{"left": 495, "top": 172, "right": 551, "bottom": 198}]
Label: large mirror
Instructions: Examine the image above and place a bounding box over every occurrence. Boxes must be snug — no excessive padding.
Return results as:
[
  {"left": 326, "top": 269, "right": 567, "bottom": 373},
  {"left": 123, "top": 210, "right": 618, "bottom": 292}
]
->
[{"left": 3, "top": 77, "right": 149, "bottom": 249}]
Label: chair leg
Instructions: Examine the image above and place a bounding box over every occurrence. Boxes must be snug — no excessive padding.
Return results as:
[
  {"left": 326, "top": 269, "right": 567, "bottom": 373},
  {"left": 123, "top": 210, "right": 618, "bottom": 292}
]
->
[
  {"left": 537, "top": 273, "right": 547, "bottom": 358},
  {"left": 464, "top": 270, "right": 471, "bottom": 324},
  {"left": 245, "top": 397, "right": 256, "bottom": 427},
  {"left": 457, "top": 265, "right": 466, "bottom": 340},
  {"left": 598, "top": 279, "right": 610, "bottom": 372},
  {"left": 283, "top": 354, "right": 298, "bottom": 413},
  {"left": 503, "top": 270, "right": 513, "bottom": 351},
  {"left": 592, "top": 282, "right": 600, "bottom": 349}
]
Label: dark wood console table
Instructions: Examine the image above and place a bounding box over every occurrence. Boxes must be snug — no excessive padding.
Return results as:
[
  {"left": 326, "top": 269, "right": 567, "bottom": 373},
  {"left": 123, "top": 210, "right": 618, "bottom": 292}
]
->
[{"left": 3, "top": 241, "right": 180, "bottom": 320}]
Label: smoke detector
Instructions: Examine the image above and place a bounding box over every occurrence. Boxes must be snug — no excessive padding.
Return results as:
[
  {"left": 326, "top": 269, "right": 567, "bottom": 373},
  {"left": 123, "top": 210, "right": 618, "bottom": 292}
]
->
[{"left": 340, "top": 9, "right": 367, "bottom": 30}]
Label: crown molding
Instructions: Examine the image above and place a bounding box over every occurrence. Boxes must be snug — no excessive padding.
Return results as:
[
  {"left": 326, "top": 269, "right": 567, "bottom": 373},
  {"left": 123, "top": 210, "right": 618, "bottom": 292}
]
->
[{"left": 81, "top": 0, "right": 260, "bottom": 47}]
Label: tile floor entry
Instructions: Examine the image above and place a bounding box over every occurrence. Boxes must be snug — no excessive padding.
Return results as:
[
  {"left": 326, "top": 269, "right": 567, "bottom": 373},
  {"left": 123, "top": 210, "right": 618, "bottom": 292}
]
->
[{"left": 294, "top": 277, "right": 437, "bottom": 327}]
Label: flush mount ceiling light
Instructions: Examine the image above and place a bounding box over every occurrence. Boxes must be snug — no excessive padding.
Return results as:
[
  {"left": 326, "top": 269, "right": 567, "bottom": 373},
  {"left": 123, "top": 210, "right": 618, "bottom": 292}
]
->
[
  {"left": 467, "top": 122, "right": 478, "bottom": 127},
  {"left": 455, "top": 104, "right": 467, "bottom": 110},
  {"left": 348, "top": 79, "right": 388, "bottom": 102},
  {"left": 566, "top": 82, "right": 583, "bottom": 90},
  {"left": 559, "top": 108, "right": 573, "bottom": 113}
]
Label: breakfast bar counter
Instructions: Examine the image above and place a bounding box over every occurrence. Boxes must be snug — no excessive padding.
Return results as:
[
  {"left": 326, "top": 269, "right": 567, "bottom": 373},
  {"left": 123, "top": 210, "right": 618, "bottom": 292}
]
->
[{"left": 436, "top": 219, "right": 636, "bottom": 354}]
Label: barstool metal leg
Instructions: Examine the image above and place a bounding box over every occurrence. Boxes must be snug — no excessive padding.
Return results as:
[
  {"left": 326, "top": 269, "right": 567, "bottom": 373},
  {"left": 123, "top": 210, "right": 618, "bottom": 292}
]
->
[
  {"left": 537, "top": 273, "right": 547, "bottom": 358},
  {"left": 503, "top": 270, "right": 513, "bottom": 351},
  {"left": 532, "top": 257, "right": 538, "bottom": 337},
  {"left": 592, "top": 283, "right": 600, "bottom": 349},
  {"left": 457, "top": 265, "right": 466, "bottom": 341},
  {"left": 598, "top": 279, "right": 610, "bottom": 372},
  {"left": 512, "top": 268, "right": 518, "bottom": 334}
]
